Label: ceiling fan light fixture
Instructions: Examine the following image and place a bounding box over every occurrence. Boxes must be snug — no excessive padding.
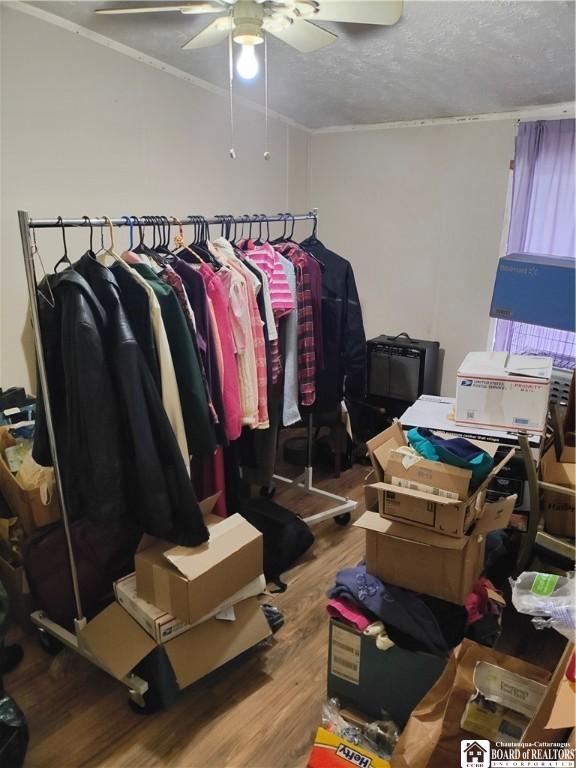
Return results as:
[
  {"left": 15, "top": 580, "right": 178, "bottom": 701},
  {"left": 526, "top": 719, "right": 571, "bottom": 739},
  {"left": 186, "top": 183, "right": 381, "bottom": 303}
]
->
[
  {"left": 236, "top": 43, "right": 259, "bottom": 79},
  {"left": 232, "top": 0, "right": 264, "bottom": 45},
  {"left": 233, "top": 23, "right": 264, "bottom": 46}
]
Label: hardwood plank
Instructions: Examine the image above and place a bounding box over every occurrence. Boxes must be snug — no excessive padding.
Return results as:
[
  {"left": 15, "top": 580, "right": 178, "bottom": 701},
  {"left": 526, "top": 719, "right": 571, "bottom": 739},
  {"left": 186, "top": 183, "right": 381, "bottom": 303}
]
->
[{"left": 6, "top": 463, "right": 368, "bottom": 768}]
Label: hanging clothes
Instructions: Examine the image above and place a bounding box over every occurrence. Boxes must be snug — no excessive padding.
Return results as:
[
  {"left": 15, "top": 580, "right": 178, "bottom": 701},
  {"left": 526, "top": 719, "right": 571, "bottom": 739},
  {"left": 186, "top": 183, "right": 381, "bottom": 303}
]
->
[
  {"left": 34, "top": 270, "right": 128, "bottom": 525},
  {"left": 206, "top": 241, "right": 263, "bottom": 428},
  {"left": 111, "top": 261, "right": 190, "bottom": 468},
  {"left": 33, "top": 263, "right": 209, "bottom": 546},
  {"left": 195, "top": 264, "right": 242, "bottom": 442},
  {"left": 159, "top": 265, "right": 219, "bottom": 428},
  {"left": 275, "top": 242, "right": 316, "bottom": 407},
  {"left": 299, "top": 235, "right": 366, "bottom": 411},
  {"left": 131, "top": 262, "right": 216, "bottom": 457},
  {"left": 278, "top": 254, "right": 301, "bottom": 426},
  {"left": 74, "top": 255, "right": 209, "bottom": 545},
  {"left": 173, "top": 258, "right": 226, "bottom": 438}
]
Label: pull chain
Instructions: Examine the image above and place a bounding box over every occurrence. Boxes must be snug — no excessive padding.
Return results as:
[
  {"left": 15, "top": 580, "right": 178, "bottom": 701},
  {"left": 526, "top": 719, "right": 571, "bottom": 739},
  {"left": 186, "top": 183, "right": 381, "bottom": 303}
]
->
[
  {"left": 228, "top": 26, "right": 236, "bottom": 160},
  {"left": 264, "top": 33, "right": 270, "bottom": 161}
]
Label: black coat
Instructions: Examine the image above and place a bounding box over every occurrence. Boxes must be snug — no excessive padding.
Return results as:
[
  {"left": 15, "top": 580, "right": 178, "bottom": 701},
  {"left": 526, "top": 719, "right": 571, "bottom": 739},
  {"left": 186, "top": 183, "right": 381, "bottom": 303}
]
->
[
  {"left": 300, "top": 236, "right": 367, "bottom": 411},
  {"left": 34, "top": 257, "right": 209, "bottom": 546}
]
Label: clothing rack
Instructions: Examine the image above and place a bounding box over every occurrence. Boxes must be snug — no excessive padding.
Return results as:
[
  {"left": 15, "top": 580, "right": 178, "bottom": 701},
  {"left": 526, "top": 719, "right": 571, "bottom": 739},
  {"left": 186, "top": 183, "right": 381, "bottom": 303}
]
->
[{"left": 17, "top": 207, "right": 356, "bottom": 704}]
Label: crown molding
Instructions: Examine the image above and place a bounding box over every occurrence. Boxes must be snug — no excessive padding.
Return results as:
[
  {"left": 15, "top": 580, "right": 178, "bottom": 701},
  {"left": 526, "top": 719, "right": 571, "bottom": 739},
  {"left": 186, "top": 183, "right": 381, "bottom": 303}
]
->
[
  {"left": 6, "top": 1, "right": 312, "bottom": 133},
  {"left": 314, "top": 102, "right": 575, "bottom": 134}
]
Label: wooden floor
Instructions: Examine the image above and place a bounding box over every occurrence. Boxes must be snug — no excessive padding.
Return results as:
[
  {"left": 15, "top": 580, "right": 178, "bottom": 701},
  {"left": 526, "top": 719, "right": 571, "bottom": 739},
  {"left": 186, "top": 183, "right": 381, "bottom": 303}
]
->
[{"left": 7, "top": 461, "right": 370, "bottom": 768}]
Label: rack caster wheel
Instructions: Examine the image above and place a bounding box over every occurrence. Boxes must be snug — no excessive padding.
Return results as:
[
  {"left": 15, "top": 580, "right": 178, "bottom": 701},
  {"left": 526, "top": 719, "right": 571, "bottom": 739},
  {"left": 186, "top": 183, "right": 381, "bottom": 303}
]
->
[
  {"left": 37, "top": 628, "right": 63, "bottom": 656},
  {"left": 334, "top": 513, "right": 351, "bottom": 526},
  {"left": 260, "top": 485, "right": 276, "bottom": 499},
  {"left": 128, "top": 687, "right": 160, "bottom": 715}
]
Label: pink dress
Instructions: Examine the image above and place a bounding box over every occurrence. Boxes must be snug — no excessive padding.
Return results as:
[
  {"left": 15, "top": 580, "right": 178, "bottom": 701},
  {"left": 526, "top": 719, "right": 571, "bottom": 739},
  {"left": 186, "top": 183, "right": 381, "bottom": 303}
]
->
[{"left": 198, "top": 265, "right": 242, "bottom": 442}]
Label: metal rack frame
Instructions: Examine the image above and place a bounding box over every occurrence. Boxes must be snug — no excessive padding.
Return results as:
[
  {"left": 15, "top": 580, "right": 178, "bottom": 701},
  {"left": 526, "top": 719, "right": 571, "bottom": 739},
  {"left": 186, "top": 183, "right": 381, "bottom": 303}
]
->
[{"left": 17, "top": 208, "right": 356, "bottom": 700}]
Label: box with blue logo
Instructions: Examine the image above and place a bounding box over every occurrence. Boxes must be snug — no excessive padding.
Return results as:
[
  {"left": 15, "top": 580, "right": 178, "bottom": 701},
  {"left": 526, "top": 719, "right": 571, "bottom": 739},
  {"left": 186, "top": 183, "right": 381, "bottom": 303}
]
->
[
  {"left": 455, "top": 352, "right": 552, "bottom": 434},
  {"left": 490, "top": 253, "right": 575, "bottom": 332}
]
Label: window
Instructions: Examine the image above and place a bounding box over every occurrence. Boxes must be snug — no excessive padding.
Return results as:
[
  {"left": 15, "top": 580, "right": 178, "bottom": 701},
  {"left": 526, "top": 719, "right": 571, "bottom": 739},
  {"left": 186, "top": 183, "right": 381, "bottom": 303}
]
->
[{"left": 493, "top": 119, "right": 575, "bottom": 369}]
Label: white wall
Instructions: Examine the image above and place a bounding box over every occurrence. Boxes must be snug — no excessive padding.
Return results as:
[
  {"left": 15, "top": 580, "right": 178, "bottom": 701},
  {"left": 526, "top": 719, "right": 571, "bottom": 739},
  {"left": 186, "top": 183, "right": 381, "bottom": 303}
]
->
[
  {"left": 310, "top": 121, "right": 516, "bottom": 394},
  {"left": 0, "top": 6, "right": 311, "bottom": 390}
]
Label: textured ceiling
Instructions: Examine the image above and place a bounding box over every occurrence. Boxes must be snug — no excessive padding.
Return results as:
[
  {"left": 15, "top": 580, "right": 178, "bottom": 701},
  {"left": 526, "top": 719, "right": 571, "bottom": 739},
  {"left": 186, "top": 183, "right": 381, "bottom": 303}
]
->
[{"left": 27, "top": 0, "right": 575, "bottom": 128}]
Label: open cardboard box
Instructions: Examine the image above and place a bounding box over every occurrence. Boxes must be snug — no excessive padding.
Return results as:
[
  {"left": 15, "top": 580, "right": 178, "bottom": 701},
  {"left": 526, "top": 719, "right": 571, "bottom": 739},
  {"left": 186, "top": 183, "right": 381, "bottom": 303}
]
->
[
  {"left": 0, "top": 426, "right": 60, "bottom": 536},
  {"left": 355, "top": 494, "right": 516, "bottom": 604},
  {"left": 541, "top": 446, "right": 576, "bottom": 538},
  {"left": 80, "top": 594, "right": 271, "bottom": 691},
  {"left": 366, "top": 423, "right": 514, "bottom": 537},
  {"left": 135, "top": 494, "right": 263, "bottom": 625}
]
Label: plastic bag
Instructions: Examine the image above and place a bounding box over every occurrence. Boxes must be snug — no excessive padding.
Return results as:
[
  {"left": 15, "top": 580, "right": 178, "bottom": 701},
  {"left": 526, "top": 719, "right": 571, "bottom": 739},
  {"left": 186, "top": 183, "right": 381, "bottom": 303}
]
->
[
  {"left": 17, "top": 451, "right": 55, "bottom": 505},
  {"left": 0, "top": 694, "right": 28, "bottom": 768},
  {"left": 321, "top": 698, "right": 399, "bottom": 759},
  {"left": 510, "top": 571, "right": 575, "bottom": 641}
]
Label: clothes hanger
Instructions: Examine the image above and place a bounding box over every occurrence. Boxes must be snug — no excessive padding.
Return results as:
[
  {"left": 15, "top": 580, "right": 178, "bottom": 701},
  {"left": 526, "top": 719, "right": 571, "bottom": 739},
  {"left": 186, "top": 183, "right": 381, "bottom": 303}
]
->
[
  {"left": 54, "top": 216, "right": 72, "bottom": 272},
  {"left": 83, "top": 215, "right": 94, "bottom": 254},
  {"left": 270, "top": 213, "right": 288, "bottom": 245},
  {"left": 253, "top": 214, "right": 263, "bottom": 246},
  {"left": 262, "top": 214, "right": 270, "bottom": 244},
  {"left": 173, "top": 216, "right": 202, "bottom": 264},
  {"left": 93, "top": 216, "right": 121, "bottom": 264},
  {"left": 119, "top": 216, "right": 142, "bottom": 266},
  {"left": 287, "top": 213, "right": 296, "bottom": 242},
  {"left": 32, "top": 225, "right": 56, "bottom": 308}
]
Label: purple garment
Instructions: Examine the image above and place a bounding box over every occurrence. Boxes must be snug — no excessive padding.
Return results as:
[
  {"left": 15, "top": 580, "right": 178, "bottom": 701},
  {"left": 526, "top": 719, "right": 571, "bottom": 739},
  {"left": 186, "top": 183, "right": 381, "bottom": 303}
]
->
[
  {"left": 306, "top": 252, "right": 324, "bottom": 369},
  {"left": 494, "top": 119, "right": 575, "bottom": 367},
  {"left": 174, "top": 257, "right": 226, "bottom": 441},
  {"left": 327, "top": 565, "right": 448, "bottom": 655}
]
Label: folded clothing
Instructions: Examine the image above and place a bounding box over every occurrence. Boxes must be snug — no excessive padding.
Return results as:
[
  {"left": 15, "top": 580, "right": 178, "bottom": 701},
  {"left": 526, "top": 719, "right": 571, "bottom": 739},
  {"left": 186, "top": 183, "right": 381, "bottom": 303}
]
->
[
  {"left": 327, "top": 565, "right": 449, "bottom": 656},
  {"left": 407, "top": 427, "right": 494, "bottom": 488},
  {"left": 326, "top": 597, "right": 371, "bottom": 632}
]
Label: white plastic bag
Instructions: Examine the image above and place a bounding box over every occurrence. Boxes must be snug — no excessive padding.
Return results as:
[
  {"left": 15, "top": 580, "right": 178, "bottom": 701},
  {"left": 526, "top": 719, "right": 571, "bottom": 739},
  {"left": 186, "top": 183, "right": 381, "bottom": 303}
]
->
[
  {"left": 510, "top": 571, "right": 575, "bottom": 641},
  {"left": 16, "top": 452, "right": 55, "bottom": 506}
]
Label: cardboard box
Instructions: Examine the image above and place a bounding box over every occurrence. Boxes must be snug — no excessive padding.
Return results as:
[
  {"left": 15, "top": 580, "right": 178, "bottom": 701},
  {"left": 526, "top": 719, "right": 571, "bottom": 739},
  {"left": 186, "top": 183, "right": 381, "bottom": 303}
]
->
[
  {"left": 455, "top": 352, "right": 552, "bottom": 434},
  {"left": 307, "top": 727, "right": 391, "bottom": 768},
  {"left": 355, "top": 495, "right": 515, "bottom": 604},
  {"left": 114, "top": 572, "right": 266, "bottom": 643},
  {"left": 80, "top": 595, "right": 271, "bottom": 690},
  {"left": 327, "top": 620, "right": 447, "bottom": 726},
  {"left": 0, "top": 554, "right": 33, "bottom": 630},
  {"left": 135, "top": 512, "right": 263, "bottom": 626},
  {"left": 0, "top": 427, "right": 60, "bottom": 536},
  {"left": 541, "top": 446, "right": 576, "bottom": 538},
  {"left": 387, "top": 448, "right": 470, "bottom": 499},
  {"left": 366, "top": 423, "right": 512, "bottom": 538}
]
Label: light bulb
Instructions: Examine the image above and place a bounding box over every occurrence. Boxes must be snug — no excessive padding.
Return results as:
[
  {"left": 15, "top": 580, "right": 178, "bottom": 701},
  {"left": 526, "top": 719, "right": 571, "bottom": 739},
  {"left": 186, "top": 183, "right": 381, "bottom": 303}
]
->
[{"left": 237, "top": 44, "right": 259, "bottom": 80}]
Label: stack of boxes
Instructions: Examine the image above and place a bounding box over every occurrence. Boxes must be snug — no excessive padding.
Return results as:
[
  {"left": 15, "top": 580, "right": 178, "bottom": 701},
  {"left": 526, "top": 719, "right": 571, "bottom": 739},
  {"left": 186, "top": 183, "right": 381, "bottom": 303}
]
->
[
  {"left": 80, "top": 493, "right": 271, "bottom": 694},
  {"left": 356, "top": 422, "right": 516, "bottom": 605},
  {"left": 327, "top": 422, "right": 515, "bottom": 723}
]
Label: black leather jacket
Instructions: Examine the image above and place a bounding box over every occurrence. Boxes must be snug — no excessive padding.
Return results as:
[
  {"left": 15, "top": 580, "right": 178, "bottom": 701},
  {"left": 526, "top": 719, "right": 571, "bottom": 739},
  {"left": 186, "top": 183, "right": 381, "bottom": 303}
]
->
[{"left": 34, "top": 257, "right": 209, "bottom": 546}]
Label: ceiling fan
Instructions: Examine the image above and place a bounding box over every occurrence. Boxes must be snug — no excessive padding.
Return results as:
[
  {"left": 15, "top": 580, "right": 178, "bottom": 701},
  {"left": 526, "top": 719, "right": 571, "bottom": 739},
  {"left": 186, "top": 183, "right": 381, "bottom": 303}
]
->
[{"left": 96, "top": 1, "right": 403, "bottom": 78}]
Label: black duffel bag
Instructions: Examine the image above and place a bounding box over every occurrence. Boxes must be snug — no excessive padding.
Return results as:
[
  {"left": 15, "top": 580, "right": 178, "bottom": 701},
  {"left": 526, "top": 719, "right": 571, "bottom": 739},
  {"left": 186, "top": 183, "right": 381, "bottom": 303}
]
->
[{"left": 239, "top": 498, "right": 314, "bottom": 592}]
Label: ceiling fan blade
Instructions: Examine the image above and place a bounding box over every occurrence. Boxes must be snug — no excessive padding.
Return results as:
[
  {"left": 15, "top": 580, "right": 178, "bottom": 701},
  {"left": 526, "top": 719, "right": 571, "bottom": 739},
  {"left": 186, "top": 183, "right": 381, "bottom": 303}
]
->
[
  {"left": 95, "top": 3, "right": 222, "bottom": 15},
  {"left": 267, "top": 19, "right": 336, "bottom": 53},
  {"left": 314, "top": 0, "right": 403, "bottom": 26},
  {"left": 182, "top": 15, "right": 233, "bottom": 49}
]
